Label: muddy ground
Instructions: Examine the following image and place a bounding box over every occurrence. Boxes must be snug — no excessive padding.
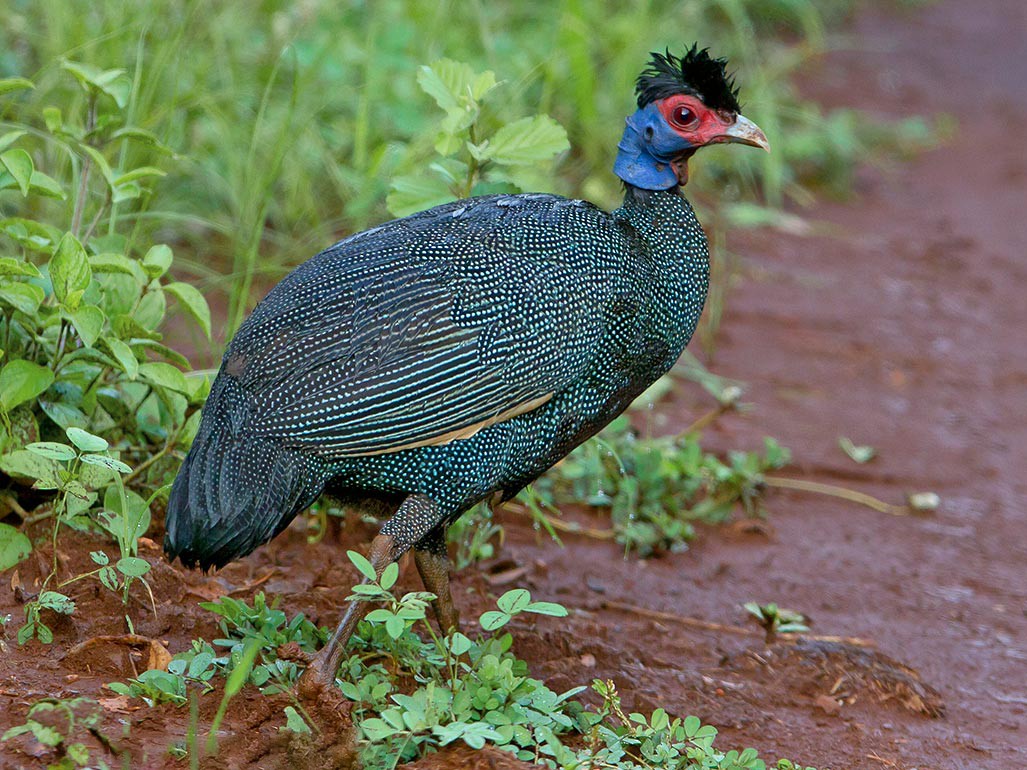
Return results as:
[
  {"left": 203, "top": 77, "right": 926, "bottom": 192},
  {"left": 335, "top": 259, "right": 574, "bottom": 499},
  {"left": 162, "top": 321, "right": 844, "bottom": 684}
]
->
[{"left": 1, "top": 0, "right": 1024, "bottom": 767}]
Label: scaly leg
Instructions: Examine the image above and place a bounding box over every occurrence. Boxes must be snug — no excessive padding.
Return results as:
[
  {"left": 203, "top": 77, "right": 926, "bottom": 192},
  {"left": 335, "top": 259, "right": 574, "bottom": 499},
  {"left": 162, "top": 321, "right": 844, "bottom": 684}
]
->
[
  {"left": 299, "top": 493, "right": 442, "bottom": 698},
  {"left": 414, "top": 527, "right": 460, "bottom": 634}
]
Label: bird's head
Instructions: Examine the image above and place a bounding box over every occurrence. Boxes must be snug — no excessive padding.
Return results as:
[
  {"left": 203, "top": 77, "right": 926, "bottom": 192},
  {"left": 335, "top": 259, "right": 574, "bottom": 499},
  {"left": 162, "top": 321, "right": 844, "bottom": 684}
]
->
[{"left": 614, "top": 46, "right": 770, "bottom": 191}]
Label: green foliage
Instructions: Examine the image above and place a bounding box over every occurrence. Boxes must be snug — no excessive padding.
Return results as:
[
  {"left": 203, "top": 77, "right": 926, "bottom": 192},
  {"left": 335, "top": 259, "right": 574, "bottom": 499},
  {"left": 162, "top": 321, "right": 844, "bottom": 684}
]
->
[
  {"left": 574, "top": 679, "right": 815, "bottom": 770},
  {"left": 387, "top": 59, "right": 569, "bottom": 216},
  {"left": 0, "top": 71, "right": 205, "bottom": 451},
  {"left": 0, "top": 63, "right": 206, "bottom": 639},
  {"left": 529, "top": 417, "right": 791, "bottom": 556},
  {"left": 0, "top": 0, "right": 938, "bottom": 329},
  {"left": 743, "top": 602, "right": 810, "bottom": 645},
  {"left": 6, "top": 427, "right": 158, "bottom": 641},
  {"left": 1, "top": 696, "right": 107, "bottom": 769},
  {"left": 103, "top": 572, "right": 816, "bottom": 768},
  {"left": 199, "top": 592, "right": 325, "bottom": 690},
  {"left": 109, "top": 668, "right": 186, "bottom": 707}
]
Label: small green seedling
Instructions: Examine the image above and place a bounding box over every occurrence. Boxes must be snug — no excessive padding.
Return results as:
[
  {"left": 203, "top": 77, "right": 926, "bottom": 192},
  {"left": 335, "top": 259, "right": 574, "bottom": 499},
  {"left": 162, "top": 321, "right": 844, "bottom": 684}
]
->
[
  {"left": 744, "top": 602, "right": 810, "bottom": 645},
  {"left": 1, "top": 696, "right": 105, "bottom": 768},
  {"left": 108, "top": 669, "right": 186, "bottom": 707},
  {"left": 478, "top": 587, "right": 569, "bottom": 631}
]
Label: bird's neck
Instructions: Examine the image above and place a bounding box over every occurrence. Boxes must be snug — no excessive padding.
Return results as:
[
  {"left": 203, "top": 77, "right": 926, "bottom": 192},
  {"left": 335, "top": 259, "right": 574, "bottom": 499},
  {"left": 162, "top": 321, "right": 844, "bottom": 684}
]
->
[
  {"left": 615, "top": 185, "right": 710, "bottom": 354},
  {"left": 616, "top": 185, "right": 703, "bottom": 253}
]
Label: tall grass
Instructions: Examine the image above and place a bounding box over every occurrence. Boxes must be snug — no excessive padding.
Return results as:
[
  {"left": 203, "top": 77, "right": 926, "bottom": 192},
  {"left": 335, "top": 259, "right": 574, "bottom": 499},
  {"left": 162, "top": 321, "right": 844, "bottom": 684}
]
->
[{"left": 2, "top": 0, "right": 909, "bottom": 348}]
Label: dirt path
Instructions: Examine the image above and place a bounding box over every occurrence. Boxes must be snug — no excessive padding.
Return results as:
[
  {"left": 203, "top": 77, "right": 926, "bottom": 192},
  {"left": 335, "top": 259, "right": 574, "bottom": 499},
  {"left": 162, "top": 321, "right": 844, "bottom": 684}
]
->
[
  {"left": 494, "top": 1, "right": 1026, "bottom": 767},
  {"left": 1, "top": 1, "right": 1023, "bottom": 768}
]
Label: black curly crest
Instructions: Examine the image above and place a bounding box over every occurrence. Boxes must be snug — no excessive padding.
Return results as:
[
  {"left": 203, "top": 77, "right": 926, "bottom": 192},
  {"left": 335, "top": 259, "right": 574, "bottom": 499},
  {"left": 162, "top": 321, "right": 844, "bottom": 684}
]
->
[{"left": 635, "top": 45, "right": 741, "bottom": 113}]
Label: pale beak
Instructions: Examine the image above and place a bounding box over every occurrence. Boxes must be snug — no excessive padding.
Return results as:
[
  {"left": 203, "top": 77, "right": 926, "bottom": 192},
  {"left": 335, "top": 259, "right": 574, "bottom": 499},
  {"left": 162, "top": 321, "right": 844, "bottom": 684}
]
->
[{"left": 721, "top": 113, "right": 770, "bottom": 152}]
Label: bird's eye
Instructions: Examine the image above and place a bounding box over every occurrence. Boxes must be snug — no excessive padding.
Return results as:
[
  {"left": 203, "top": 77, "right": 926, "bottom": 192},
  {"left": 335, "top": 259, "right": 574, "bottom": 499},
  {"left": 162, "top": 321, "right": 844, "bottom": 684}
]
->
[{"left": 671, "top": 105, "right": 697, "bottom": 128}]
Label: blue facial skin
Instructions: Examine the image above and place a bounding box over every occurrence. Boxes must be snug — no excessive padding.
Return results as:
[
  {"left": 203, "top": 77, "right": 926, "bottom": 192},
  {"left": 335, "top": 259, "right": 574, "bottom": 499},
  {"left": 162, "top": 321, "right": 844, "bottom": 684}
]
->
[{"left": 613, "top": 102, "right": 695, "bottom": 191}]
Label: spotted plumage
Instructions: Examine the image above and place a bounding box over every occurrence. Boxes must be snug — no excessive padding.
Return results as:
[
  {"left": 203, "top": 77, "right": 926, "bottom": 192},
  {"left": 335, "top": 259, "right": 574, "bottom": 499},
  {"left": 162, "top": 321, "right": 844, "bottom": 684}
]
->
[
  {"left": 165, "top": 188, "right": 708, "bottom": 566},
  {"left": 164, "top": 48, "right": 768, "bottom": 678}
]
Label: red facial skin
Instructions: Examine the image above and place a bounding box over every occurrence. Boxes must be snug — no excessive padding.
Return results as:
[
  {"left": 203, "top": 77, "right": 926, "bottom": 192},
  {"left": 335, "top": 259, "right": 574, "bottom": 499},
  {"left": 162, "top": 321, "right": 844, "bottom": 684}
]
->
[
  {"left": 657, "top": 94, "right": 738, "bottom": 185},
  {"left": 656, "top": 94, "right": 738, "bottom": 147}
]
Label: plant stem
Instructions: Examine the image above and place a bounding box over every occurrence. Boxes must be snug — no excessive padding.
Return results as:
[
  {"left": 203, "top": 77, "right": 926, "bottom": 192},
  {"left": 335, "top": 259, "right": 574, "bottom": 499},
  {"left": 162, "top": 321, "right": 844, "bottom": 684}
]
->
[
  {"left": 1, "top": 493, "right": 29, "bottom": 520},
  {"left": 81, "top": 190, "right": 111, "bottom": 245},
  {"left": 602, "top": 599, "right": 874, "bottom": 647},
  {"left": 505, "top": 502, "right": 615, "bottom": 539},
  {"left": 71, "top": 98, "right": 98, "bottom": 238},
  {"left": 123, "top": 423, "right": 182, "bottom": 486},
  {"left": 763, "top": 476, "right": 908, "bottom": 516}
]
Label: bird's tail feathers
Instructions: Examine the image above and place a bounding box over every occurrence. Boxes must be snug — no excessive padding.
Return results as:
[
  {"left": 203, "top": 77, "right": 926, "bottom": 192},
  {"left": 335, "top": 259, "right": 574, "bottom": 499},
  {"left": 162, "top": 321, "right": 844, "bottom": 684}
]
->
[{"left": 164, "top": 380, "right": 324, "bottom": 570}]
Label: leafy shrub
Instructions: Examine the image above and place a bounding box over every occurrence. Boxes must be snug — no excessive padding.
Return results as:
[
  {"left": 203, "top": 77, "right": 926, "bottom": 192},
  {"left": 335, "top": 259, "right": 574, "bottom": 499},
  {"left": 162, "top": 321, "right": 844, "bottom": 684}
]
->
[{"left": 0, "top": 66, "right": 208, "bottom": 575}]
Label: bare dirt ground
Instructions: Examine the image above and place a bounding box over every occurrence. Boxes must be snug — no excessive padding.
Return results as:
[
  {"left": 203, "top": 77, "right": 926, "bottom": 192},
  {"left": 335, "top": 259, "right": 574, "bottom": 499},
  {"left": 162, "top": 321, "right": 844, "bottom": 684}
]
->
[{"left": 1, "top": 0, "right": 1024, "bottom": 768}]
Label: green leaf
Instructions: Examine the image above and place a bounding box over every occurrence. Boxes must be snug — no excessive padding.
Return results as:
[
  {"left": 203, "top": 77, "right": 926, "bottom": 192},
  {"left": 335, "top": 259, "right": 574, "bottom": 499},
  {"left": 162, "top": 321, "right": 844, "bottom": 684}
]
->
[
  {"left": 282, "top": 706, "right": 311, "bottom": 734},
  {"left": 137, "top": 361, "right": 189, "bottom": 394},
  {"left": 42, "top": 107, "right": 62, "bottom": 134},
  {"left": 0, "top": 217, "right": 60, "bottom": 252},
  {"left": 387, "top": 174, "right": 455, "bottom": 218},
  {"left": 484, "top": 115, "right": 569, "bottom": 166},
  {"left": 0, "top": 523, "right": 32, "bottom": 571},
  {"left": 112, "top": 180, "right": 141, "bottom": 203},
  {"left": 110, "top": 127, "right": 173, "bottom": 153},
  {"left": 89, "top": 252, "right": 147, "bottom": 282},
  {"left": 0, "top": 257, "right": 41, "bottom": 278},
  {"left": 0, "top": 131, "right": 27, "bottom": 154},
  {"left": 90, "top": 550, "right": 110, "bottom": 565},
  {"left": 79, "top": 145, "right": 114, "bottom": 189},
  {"left": 80, "top": 453, "right": 132, "bottom": 474},
  {"left": 0, "top": 149, "right": 33, "bottom": 196},
  {"left": 225, "top": 637, "right": 260, "bottom": 697},
  {"left": 347, "top": 550, "right": 377, "bottom": 581},
  {"left": 114, "top": 166, "right": 166, "bottom": 186},
  {"left": 141, "top": 244, "right": 173, "bottom": 280},
  {"left": 479, "top": 610, "right": 510, "bottom": 631},
  {"left": 134, "top": 286, "right": 166, "bottom": 329},
  {"left": 38, "top": 590, "right": 75, "bottom": 614},
  {"left": 116, "top": 556, "right": 151, "bottom": 577},
  {"left": 448, "top": 632, "right": 473, "bottom": 655},
  {"left": 0, "top": 78, "right": 34, "bottom": 97},
  {"left": 384, "top": 615, "right": 405, "bottom": 639},
  {"left": 497, "top": 588, "right": 532, "bottom": 614},
  {"left": 525, "top": 601, "right": 568, "bottom": 617},
  {"left": 25, "top": 442, "right": 76, "bottom": 462},
  {"left": 38, "top": 400, "right": 88, "bottom": 430},
  {"left": 0, "top": 360, "right": 54, "bottom": 413},
  {"left": 0, "top": 450, "right": 58, "bottom": 486},
  {"left": 66, "top": 426, "right": 108, "bottom": 452},
  {"left": 69, "top": 303, "right": 105, "bottom": 347},
  {"left": 417, "top": 60, "right": 468, "bottom": 114},
  {"left": 103, "top": 337, "right": 138, "bottom": 378},
  {"left": 379, "top": 562, "right": 399, "bottom": 591},
  {"left": 164, "top": 281, "right": 211, "bottom": 339},
  {"left": 0, "top": 282, "right": 45, "bottom": 314},
  {"left": 60, "top": 60, "right": 131, "bottom": 108},
  {"left": 360, "top": 717, "right": 399, "bottom": 741},
  {"left": 35, "top": 622, "right": 54, "bottom": 644},
  {"left": 50, "top": 233, "right": 91, "bottom": 309},
  {"left": 28, "top": 170, "right": 66, "bottom": 199}
]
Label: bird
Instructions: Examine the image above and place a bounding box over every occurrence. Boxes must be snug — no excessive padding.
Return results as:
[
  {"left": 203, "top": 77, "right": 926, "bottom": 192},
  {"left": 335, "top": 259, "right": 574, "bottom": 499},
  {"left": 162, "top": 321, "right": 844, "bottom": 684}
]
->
[{"left": 164, "top": 45, "right": 769, "bottom": 691}]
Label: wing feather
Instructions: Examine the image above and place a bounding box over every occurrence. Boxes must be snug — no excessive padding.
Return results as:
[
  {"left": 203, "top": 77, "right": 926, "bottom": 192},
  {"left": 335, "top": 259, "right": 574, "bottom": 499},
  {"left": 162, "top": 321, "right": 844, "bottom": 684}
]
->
[{"left": 225, "top": 195, "right": 619, "bottom": 458}]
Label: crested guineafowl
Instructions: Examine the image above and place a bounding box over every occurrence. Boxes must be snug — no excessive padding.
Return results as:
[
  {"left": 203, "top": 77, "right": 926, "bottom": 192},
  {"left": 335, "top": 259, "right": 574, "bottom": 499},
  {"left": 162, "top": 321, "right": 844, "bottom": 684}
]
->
[{"left": 165, "top": 45, "right": 769, "bottom": 690}]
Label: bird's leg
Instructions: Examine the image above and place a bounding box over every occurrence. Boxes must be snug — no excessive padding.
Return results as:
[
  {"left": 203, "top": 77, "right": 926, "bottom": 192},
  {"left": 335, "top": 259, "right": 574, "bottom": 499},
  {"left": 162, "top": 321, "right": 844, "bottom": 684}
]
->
[
  {"left": 299, "top": 493, "right": 442, "bottom": 698},
  {"left": 299, "top": 532, "right": 403, "bottom": 698},
  {"left": 414, "top": 527, "right": 460, "bottom": 634}
]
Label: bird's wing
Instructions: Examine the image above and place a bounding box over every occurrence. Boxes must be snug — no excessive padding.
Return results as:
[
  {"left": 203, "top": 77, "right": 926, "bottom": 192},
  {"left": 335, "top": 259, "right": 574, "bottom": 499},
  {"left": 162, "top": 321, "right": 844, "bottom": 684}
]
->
[{"left": 227, "top": 195, "right": 619, "bottom": 459}]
